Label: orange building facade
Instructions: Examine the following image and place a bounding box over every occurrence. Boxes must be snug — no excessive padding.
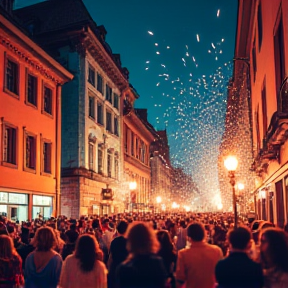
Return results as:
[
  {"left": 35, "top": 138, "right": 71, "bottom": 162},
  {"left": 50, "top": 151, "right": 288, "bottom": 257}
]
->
[
  {"left": 0, "top": 4, "right": 73, "bottom": 221},
  {"left": 123, "top": 86, "right": 155, "bottom": 211},
  {"left": 236, "top": 0, "right": 288, "bottom": 227}
]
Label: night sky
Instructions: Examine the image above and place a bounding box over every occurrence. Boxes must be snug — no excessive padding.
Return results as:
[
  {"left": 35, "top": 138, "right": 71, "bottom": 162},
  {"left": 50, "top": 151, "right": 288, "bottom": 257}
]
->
[{"left": 15, "top": 0, "right": 238, "bottom": 207}]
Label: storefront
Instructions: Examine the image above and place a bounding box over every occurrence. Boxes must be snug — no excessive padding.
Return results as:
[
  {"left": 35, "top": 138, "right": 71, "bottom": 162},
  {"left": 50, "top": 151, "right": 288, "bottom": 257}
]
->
[
  {"left": 0, "top": 192, "right": 28, "bottom": 221},
  {"left": 32, "top": 195, "right": 53, "bottom": 220}
]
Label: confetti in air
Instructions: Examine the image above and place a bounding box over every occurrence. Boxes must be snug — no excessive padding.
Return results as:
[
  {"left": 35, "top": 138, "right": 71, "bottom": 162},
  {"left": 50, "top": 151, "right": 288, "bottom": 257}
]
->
[{"left": 142, "top": 8, "right": 238, "bottom": 210}]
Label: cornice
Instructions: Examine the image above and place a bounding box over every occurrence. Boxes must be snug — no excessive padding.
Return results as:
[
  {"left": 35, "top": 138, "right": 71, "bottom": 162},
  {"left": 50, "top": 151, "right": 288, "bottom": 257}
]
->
[
  {"left": 0, "top": 34, "right": 65, "bottom": 85},
  {"left": 124, "top": 112, "right": 155, "bottom": 142},
  {"left": 82, "top": 28, "right": 129, "bottom": 92},
  {"left": 124, "top": 153, "right": 151, "bottom": 175}
]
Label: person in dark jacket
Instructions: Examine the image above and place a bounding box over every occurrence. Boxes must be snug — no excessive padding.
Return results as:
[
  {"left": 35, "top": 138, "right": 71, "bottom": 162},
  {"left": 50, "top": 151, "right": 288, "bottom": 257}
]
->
[
  {"left": 116, "top": 222, "right": 167, "bottom": 288},
  {"left": 215, "top": 226, "right": 264, "bottom": 288},
  {"left": 108, "top": 220, "right": 129, "bottom": 288}
]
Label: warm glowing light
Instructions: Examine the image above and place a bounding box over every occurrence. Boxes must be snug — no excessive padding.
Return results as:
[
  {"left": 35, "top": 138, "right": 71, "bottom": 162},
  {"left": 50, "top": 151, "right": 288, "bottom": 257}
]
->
[
  {"left": 224, "top": 156, "right": 238, "bottom": 171},
  {"left": 237, "top": 183, "right": 244, "bottom": 190},
  {"left": 259, "top": 190, "right": 266, "bottom": 199},
  {"left": 172, "top": 202, "right": 179, "bottom": 209},
  {"left": 156, "top": 196, "right": 162, "bottom": 204},
  {"left": 129, "top": 181, "right": 137, "bottom": 190},
  {"left": 217, "top": 203, "right": 223, "bottom": 210},
  {"left": 184, "top": 205, "right": 191, "bottom": 212}
]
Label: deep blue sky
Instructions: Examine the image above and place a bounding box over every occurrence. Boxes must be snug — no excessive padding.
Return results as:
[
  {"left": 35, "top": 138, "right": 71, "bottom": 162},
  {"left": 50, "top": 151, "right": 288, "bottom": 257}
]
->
[{"left": 15, "top": 0, "right": 238, "bottom": 204}]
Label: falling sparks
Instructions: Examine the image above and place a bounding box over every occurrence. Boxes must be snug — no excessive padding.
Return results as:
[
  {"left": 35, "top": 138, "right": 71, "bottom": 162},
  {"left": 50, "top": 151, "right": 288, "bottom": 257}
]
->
[
  {"left": 211, "top": 43, "right": 216, "bottom": 49},
  {"left": 217, "top": 9, "right": 220, "bottom": 17},
  {"left": 196, "top": 34, "right": 200, "bottom": 42}
]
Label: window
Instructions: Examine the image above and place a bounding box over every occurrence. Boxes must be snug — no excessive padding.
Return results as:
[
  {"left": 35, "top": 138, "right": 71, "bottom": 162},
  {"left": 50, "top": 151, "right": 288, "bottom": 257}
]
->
[
  {"left": 285, "top": 177, "right": 288, "bottom": 221},
  {"left": 113, "top": 93, "right": 119, "bottom": 109},
  {"left": 98, "top": 145, "right": 103, "bottom": 174},
  {"left": 3, "top": 125, "right": 17, "bottom": 165},
  {"left": 255, "top": 107, "right": 261, "bottom": 152},
  {"left": 131, "top": 132, "right": 134, "bottom": 156},
  {"left": 97, "top": 73, "right": 103, "bottom": 94},
  {"left": 140, "top": 142, "right": 146, "bottom": 163},
  {"left": 274, "top": 15, "right": 285, "bottom": 98},
  {"left": 43, "top": 86, "right": 52, "bottom": 115},
  {"left": 252, "top": 37, "right": 257, "bottom": 82},
  {"left": 89, "top": 96, "right": 95, "bottom": 119},
  {"left": 43, "top": 142, "right": 52, "bottom": 174},
  {"left": 124, "top": 125, "right": 128, "bottom": 153},
  {"left": 114, "top": 158, "right": 119, "bottom": 180},
  {"left": 97, "top": 102, "right": 103, "bottom": 125},
  {"left": 5, "top": 58, "right": 19, "bottom": 95},
  {"left": 257, "top": 2, "right": 263, "bottom": 50},
  {"left": 25, "top": 134, "right": 36, "bottom": 170},
  {"left": 114, "top": 117, "right": 119, "bottom": 136},
  {"left": 106, "top": 84, "right": 112, "bottom": 103},
  {"left": 107, "top": 152, "right": 112, "bottom": 177},
  {"left": 136, "top": 138, "right": 139, "bottom": 159},
  {"left": 27, "top": 74, "right": 37, "bottom": 106},
  {"left": 261, "top": 79, "right": 267, "bottom": 136},
  {"left": 88, "top": 66, "right": 95, "bottom": 86},
  {"left": 89, "top": 143, "right": 94, "bottom": 170},
  {"left": 106, "top": 111, "right": 112, "bottom": 133}
]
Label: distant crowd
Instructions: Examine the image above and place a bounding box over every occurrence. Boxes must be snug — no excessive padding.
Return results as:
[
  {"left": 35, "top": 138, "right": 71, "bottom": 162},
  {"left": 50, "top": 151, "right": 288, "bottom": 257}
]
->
[{"left": 0, "top": 212, "right": 288, "bottom": 288}]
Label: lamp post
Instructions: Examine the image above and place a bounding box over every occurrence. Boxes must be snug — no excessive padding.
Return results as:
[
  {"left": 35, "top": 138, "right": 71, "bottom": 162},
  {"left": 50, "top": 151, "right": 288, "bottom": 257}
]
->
[
  {"left": 224, "top": 156, "right": 238, "bottom": 228},
  {"left": 237, "top": 183, "right": 244, "bottom": 214}
]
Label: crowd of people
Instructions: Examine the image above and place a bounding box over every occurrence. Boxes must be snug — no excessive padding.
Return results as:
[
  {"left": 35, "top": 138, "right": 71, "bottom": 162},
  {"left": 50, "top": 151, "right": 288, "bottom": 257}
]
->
[{"left": 0, "top": 211, "right": 287, "bottom": 288}]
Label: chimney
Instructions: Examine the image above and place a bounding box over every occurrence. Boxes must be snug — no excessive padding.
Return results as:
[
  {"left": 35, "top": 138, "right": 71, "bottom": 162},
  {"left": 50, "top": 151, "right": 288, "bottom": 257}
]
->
[
  {"left": 135, "top": 109, "right": 148, "bottom": 122},
  {"left": 1, "top": 0, "right": 15, "bottom": 14}
]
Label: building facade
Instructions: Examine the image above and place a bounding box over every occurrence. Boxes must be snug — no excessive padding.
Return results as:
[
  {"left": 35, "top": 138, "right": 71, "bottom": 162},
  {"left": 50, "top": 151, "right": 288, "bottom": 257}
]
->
[
  {"left": 15, "top": 0, "right": 129, "bottom": 217},
  {"left": 150, "top": 130, "right": 172, "bottom": 210},
  {"left": 122, "top": 89, "right": 155, "bottom": 212},
  {"left": 0, "top": 1, "right": 73, "bottom": 221},
  {"left": 235, "top": 0, "right": 288, "bottom": 227}
]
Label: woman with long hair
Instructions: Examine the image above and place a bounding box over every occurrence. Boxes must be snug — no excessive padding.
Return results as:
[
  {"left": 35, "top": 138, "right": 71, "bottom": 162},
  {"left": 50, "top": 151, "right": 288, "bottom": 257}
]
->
[
  {"left": 116, "top": 222, "right": 167, "bottom": 288},
  {"left": 157, "top": 230, "right": 177, "bottom": 288},
  {"left": 0, "top": 235, "right": 24, "bottom": 287},
  {"left": 260, "top": 227, "right": 288, "bottom": 288},
  {"left": 59, "top": 234, "right": 107, "bottom": 288},
  {"left": 24, "top": 226, "right": 62, "bottom": 288}
]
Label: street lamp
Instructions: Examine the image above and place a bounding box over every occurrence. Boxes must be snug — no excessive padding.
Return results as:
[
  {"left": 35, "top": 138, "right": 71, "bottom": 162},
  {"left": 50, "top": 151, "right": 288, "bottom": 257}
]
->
[
  {"left": 156, "top": 196, "right": 162, "bottom": 204},
  {"left": 224, "top": 156, "right": 238, "bottom": 228}
]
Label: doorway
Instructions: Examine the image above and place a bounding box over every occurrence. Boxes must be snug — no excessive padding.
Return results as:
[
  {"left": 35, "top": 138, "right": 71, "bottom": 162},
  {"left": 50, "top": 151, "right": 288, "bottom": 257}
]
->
[{"left": 9, "top": 206, "right": 18, "bottom": 221}]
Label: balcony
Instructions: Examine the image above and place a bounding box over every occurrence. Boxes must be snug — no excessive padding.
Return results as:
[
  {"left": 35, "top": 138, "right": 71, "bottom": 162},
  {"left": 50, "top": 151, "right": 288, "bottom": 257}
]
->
[{"left": 252, "top": 111, "right": 288, "bottom": 176}]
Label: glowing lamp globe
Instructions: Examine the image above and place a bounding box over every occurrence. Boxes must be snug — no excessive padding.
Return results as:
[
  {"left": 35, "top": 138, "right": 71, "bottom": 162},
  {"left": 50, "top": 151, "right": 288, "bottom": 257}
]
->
[
  {"left": 224, "top": 156, "right": 238, "bottom": 172},
  {"left": 156, "top": 196, "right": 162, "bottom": 204},
  {"left": 238, "top": 183, "right": 244, "bottom": 190},
  {"left": 217, "top": 203, "right": 223, "bottom": 210},
  {"left": 129, "top": 181, "right": 137, "bottom": 190}
]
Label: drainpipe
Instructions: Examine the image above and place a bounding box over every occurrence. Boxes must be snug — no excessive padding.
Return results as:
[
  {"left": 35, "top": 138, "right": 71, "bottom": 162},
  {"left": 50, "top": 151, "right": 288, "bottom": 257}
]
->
[{"left": 55, "top": 84, "right": 62, "bottom": 216}]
